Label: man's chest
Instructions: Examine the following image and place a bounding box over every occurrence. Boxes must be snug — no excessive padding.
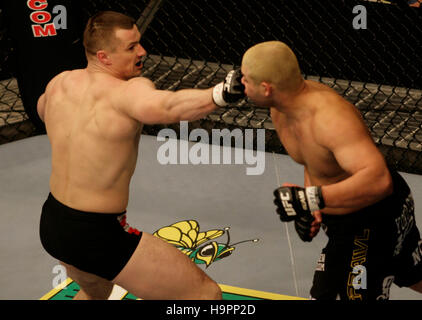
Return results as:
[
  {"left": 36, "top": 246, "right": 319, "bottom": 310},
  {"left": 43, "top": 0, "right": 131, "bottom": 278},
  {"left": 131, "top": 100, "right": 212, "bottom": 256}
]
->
[{"left": 273, "top": 117, "right": 341, "bottom": 177}]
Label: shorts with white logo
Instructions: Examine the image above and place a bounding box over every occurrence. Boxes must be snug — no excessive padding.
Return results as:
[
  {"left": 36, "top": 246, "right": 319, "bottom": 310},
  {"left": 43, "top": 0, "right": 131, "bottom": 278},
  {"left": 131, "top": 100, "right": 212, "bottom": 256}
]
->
[{"left": 310, "top": 170, "right": 422, "bottom": 300}]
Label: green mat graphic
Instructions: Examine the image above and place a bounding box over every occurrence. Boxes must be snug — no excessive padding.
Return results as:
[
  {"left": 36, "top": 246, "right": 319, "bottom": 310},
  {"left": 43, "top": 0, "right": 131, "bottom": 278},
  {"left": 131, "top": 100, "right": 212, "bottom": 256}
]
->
[{"left": 41, "top": 278, "right": 307, "bottom": 300}]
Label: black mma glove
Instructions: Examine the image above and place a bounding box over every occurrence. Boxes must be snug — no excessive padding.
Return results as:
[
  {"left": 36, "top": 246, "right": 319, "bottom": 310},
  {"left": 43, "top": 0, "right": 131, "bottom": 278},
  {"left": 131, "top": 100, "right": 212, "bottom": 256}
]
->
[
  {"left": 273, "top": 186, "right": 325, "bottom": 242},
  {"left": 294, "top": 213, "right": 315, "bottom": 242},
  {"left": 212, "top": 69, "right": 245, "bottom": 107}
]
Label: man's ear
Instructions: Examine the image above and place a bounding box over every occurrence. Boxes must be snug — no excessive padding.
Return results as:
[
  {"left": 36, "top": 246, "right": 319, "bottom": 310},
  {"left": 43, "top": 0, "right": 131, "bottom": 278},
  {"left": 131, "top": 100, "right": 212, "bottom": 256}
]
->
[
  {"left": 261, "top": 81, "right": 273, "bottom": 97},
  {"left": 97, "top": 50, "right": 111, "bottom": 65}
]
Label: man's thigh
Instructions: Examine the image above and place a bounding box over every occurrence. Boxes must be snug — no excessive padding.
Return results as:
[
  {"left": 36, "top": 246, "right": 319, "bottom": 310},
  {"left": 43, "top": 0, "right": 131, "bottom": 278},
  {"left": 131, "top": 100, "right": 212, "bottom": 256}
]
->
[
  {"left": 311, "top": 228, "right": 396, "bottom": 300},
  {"left": 112, "top": 232, "right": 219, "bottom": 300}
]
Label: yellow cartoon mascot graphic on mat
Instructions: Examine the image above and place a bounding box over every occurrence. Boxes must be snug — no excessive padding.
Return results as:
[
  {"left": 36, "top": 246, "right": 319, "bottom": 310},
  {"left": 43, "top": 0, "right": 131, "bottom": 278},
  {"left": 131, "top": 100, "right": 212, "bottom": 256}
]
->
[{"left": 154, "top": 220, "right": 259, "bottom": 267}]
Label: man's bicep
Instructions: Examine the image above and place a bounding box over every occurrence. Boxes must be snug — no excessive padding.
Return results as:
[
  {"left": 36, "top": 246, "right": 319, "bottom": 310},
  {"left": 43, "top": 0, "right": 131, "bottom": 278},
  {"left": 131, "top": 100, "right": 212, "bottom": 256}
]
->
[
  {"left": 329, "top": 126, "right": 386, "bottom": 175},
  {"left": 319, "top": 119, "right": 392, "bottom": 209},
  {"left": 135, "top": 89, "right": 179, "bottom": 124},
  {"left": 318, "top": 109, "right": 385, "bottom": 174},
  {"left": 119, "top": 78, "right": 175, "bottom": 124}
]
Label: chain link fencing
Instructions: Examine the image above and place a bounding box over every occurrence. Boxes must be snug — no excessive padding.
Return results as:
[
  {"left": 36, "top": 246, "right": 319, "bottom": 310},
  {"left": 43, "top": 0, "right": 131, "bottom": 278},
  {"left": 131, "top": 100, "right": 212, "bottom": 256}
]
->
[{"left": 1, "top": 0, "right": 421, "bottom": 173}]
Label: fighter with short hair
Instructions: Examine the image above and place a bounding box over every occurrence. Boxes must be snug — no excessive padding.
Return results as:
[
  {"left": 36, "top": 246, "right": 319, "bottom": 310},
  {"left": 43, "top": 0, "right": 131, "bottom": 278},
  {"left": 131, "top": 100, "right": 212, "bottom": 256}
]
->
[
  {"left": 38, "top": 11, "right": 244, "bottom": 300},
  {"left": 241, "top": 41, "right": 422, "bottom": 300}
]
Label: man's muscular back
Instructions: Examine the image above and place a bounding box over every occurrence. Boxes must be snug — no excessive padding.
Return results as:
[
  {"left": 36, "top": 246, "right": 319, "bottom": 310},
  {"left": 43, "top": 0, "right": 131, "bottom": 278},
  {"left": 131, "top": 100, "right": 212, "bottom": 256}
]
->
[{"left": 43, "top": 69, "right": 142, "bottom": 213}]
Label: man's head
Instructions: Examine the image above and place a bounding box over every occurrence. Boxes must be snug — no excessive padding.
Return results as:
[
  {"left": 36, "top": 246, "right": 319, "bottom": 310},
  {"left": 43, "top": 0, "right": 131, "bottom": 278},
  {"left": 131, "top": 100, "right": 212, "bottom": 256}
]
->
[
  {"left": 241, "top": 41, "right": 303, "bottom": 106},
  {"left": 83, "top": 11, "right": 147, "bottom": 79}
]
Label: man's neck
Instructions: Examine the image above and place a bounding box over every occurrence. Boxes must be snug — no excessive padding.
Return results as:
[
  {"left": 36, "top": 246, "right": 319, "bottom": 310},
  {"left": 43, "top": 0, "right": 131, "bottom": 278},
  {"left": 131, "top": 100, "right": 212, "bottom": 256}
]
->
[
  {"left": 86, "top": 61, "right": 125, "bottom": 80},
  {"left": 272, "top": 81, "right": 308, "bottom": 118}
]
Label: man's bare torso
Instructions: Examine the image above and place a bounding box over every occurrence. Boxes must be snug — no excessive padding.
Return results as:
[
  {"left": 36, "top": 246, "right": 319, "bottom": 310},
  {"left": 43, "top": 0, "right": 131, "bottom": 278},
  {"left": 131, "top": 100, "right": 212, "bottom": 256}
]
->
[
  {"left": 271, "top": 80, "right": 373, "bottom": 214},
  {"left": 43, "top": 69, "right": 142, "bottom": 213}
]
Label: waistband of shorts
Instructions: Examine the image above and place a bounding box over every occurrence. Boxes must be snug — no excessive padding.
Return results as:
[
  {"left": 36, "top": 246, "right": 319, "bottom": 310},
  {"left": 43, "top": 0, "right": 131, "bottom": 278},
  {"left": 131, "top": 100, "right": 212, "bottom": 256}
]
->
[
  {"left": 390, "top": 169, "right": 410, "bottom": 197},
  {"left": 322, "top": 169, "right": 410, "bottom": 227},
  {"left": 46, "top": 193, "right": 126, "bottom": 221}
]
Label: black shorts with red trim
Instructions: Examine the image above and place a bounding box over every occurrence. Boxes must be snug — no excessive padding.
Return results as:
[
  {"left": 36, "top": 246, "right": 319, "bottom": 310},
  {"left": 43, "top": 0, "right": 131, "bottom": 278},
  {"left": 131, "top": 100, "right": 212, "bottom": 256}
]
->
[{"left": 39, "top": 193, "right": 142, "bottom": 281}]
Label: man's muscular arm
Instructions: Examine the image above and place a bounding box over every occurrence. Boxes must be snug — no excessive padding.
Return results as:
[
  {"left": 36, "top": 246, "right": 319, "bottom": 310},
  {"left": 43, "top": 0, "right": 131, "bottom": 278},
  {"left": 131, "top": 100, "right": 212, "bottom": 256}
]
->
[
  {"left": 316, "top": 100, "right": 393, "bottom": 212},
  {"left": 118, "top": 70, "right": 244, "bottom": 125},
  {"left": 121, "top": 78, "right": 216, "bottom": 124}
]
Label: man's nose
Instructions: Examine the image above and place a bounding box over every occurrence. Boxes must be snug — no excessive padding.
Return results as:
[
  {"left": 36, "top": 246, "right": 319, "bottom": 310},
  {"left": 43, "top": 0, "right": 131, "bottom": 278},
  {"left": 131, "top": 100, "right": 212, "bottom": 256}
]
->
[{"left": 137, "top": 43, "right": 147, "bottom": 56}]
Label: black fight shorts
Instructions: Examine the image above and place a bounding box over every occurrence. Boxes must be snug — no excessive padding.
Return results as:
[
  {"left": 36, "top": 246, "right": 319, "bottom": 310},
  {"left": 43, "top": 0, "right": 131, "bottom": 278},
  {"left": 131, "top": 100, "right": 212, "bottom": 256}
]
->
[
  {"left": 311, "top": 170, "right": 422, "bottom": 300},
  {"left": 39, "top": 193, "right": 142, "bottom": 281}
]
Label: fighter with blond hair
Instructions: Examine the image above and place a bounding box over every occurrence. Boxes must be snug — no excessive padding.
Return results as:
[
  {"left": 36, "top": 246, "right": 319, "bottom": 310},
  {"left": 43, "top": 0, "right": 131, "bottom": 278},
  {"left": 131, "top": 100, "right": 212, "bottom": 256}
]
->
[{"left": 241, "top": 41, "right": 422, "bottom": 300}]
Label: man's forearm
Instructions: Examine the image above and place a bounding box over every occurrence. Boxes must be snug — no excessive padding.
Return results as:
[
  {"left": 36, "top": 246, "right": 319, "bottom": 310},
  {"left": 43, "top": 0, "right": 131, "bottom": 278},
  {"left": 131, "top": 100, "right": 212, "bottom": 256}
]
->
[
  {"left": 321, "top": 167, "right": 393, "bottom": 211},
  {"left": 165, "top": 87, "right": 217, "bottom": 122}
]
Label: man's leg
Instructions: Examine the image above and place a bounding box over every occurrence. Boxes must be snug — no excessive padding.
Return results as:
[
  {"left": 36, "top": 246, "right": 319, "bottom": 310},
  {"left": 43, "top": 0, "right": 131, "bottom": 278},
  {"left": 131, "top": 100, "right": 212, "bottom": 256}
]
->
[
  {"left": 112, "top": 232, "right": 222, "bottom": 300},
  {"left": 60, "top": 261, "right": 114, "bottom": 300}
]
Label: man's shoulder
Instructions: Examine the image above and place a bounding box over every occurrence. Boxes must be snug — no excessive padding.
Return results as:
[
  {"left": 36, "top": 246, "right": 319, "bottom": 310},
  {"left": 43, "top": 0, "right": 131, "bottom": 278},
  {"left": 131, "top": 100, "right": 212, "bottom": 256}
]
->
[
  {"left": 46, "top": 70, "right": 71, "bottom": 87},
  {"left": 54, "top": 69, "right": 84, "bottom": 82},
  {"left": 47, "top": 69, "right": 87, "bottom": 91},
  {"left": 307, "top": 82, "right": 367, "bottom": 134},
  {"left": 305, "top": 80, "right": 342, "bottom": 101},
  {"left": 125, "top": 76, "right": 156, "bottom": 90},
  {"left": 106, "top": 76, "right": 155, "bottom": 98},
  {"left": 304, "top": 81, "right": 352, "bottom": 114},
  {"left": 104, "top": 76, "right": 155, "bottom": 120}
]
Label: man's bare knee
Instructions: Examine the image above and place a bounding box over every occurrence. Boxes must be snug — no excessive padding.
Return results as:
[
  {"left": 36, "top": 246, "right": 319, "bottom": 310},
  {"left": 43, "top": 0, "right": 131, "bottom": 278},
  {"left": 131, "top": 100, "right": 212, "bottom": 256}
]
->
[
  {"left": 198, "top": 277, "right": 222, "bottom": 300},
  {"left": 60, "top": 261, "right": 113, "bottom": 300},
  {"left": 208, "top": 280, "right": 222, "bottom": 300}
]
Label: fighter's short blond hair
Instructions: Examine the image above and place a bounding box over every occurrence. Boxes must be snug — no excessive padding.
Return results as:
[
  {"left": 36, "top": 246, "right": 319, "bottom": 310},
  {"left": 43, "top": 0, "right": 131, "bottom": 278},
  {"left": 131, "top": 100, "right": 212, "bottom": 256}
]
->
[{"left": 241, "top": 41, "right": 303, "bottom": 92}]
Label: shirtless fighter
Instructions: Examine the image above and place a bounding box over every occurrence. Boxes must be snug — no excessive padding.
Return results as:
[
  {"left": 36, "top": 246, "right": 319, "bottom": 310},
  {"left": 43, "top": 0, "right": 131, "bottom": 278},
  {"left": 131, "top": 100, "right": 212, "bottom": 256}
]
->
[
  {"left": 241, "top": 41, "right": 422, "bottom": 300},
  {"left": 38, "top": 11, "right": 244, "bottom": 300}
]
